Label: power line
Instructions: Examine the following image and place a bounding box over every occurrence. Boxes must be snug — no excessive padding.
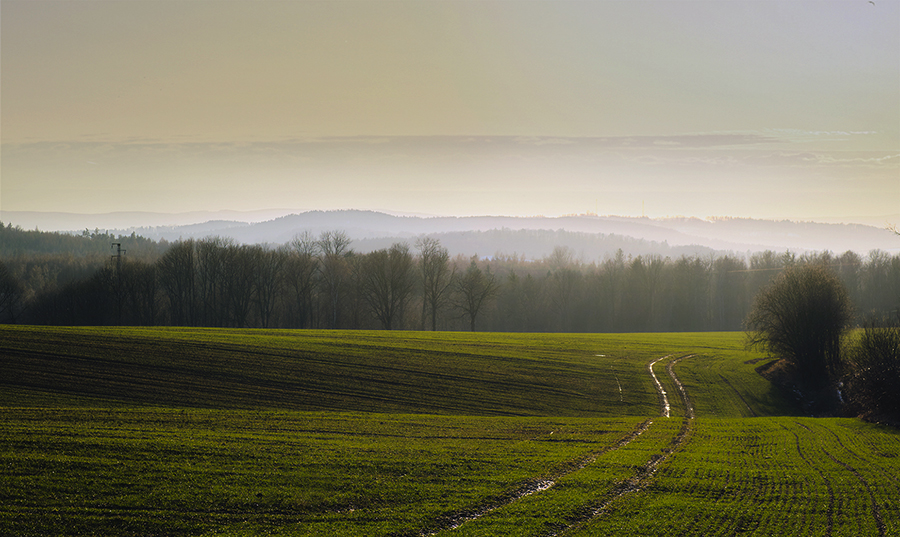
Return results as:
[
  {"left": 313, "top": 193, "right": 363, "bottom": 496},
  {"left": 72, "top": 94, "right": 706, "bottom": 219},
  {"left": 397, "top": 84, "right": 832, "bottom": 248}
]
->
[{"left": 728, "top": 263, "right": 861, "bottom": 273}]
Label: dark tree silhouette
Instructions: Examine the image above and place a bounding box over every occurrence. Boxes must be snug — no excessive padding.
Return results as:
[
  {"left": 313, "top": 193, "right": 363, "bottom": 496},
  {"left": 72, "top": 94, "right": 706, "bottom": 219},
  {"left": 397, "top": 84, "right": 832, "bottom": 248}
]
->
[
  {"left": 220, "top": 244, "right": 256, "bottom": 328},
  {"left": 360, "top": 243, "right": 416, "bottom": 330},
  {"left": 196, "top": 237, "right": 228, "bottom": 326},
  {"left": 8, "top": 222, "right": 900, "bottom": 333},
  {"left": 417, "top": 237, "right": 454, "bottom": 331},
  {"left": 157, "top": 240, "right": 196, "bottom": 326},
  {"left": 118, "top": 259, "right": 159, "bottom": 326},
  {"left": 453, "top": 258, "right": 500, "bottom": 332},
  {"left": 746, "top": 265, "right": 853, "bottom": 382},
  {"left": 0, "top": 261, "right": 25, "bottom": 323},
  {"left": 284, "top": 232, "right": 319, "bottom": 328},
  {"left": 254, "top": 247, "right": 288, "bottom": 328},
  {"left": 318, "top": 231, "right": 352, "bottom": 329},
  {"left": 844, "top": 321, "right": 900, "bottom": 420}
]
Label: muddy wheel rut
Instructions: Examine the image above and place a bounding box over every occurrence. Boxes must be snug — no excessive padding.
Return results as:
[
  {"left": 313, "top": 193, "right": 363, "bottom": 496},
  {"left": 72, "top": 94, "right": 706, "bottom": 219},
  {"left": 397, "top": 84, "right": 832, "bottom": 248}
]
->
[
  {"left": 411, "top": 354, "right": 695, "bottom": 536},
  {"left": 547, "top": 355, "right": 695, "bottom": 536},
  {"left": 414, "top": 418, "right": 654, "bottom": 536}
]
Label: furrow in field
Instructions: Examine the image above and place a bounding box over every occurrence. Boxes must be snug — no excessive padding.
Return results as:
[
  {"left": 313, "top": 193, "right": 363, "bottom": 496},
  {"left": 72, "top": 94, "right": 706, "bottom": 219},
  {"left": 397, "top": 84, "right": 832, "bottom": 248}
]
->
[
  {"left": 819, "top": 446, "right": 886, "bottom": 536},
  {"left": 780, "top": 423, "right": 834, "bottom": 537},
  {"left": 814, "top": 422, "right": 900, "bottom": 488},
  {"left": 414, "top": 418, "right": 655, "bottom": 537},
  {"left": 795, "top": 421, "right": 886, "bottom": 537},
  {"left": 814, "top": 421, "right": 900, "bottom": 536},
  {"left": 717, "top": 373, "right": 758, "bottom": 417}
]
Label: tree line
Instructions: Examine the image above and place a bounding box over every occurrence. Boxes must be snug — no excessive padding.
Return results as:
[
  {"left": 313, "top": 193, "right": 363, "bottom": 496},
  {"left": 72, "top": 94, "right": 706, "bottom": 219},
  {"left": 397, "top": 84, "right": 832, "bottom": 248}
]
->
[{"left": 1, "top": 225, "right": 898, "bottom": 331}]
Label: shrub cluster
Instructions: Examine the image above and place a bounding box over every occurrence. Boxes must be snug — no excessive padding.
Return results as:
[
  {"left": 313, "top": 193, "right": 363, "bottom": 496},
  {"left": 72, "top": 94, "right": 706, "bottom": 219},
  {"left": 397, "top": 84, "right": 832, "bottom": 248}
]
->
[
  {"left": 843, "top": 322, "right": 900, "bottom": 421},
  {"left": 746, "top": 263, "right": 899, "bottom": 421},
  {"left": 745, "top": 266, "right": 852, "bottom": 382}
]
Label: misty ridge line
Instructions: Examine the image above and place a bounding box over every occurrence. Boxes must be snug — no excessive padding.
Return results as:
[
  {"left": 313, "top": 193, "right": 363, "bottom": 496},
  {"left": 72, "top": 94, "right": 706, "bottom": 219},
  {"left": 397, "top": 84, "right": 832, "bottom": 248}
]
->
[{"left": 5, "top": 209, "right": 893, "bottom": 259}]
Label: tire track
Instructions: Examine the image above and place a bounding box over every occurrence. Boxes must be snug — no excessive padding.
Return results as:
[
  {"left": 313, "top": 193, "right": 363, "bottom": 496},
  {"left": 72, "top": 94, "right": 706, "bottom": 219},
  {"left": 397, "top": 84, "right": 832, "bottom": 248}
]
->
[
  {"left": 795, "top": 421, "right": 886, "bottom": 537},
  {"left": 412, "top": 354, "right": 696, "bottom": 536},
  {"left": 418, "top": 354, "right": 694, "bottom": 537},
  {"left": 718, "top": 374, "right": 758, "bottom": 417},
  {"left": 820, "top": 448, "right": 886, "bottom": 536},
  {"left": 548, "top": 355, "right": 696, "bottom": 537},
  {"left": 667, "top": 356, "right": 694, "bottom": 419},
  {"left": 779, "top": 423, "right": 834, "bottom": 537},
  {"left": 814, "top": 423, "right": 900, "bottom": 487},
  {"left": 412, "top": 418, "right": 655, "bottom": 536},
  {"left": 813, "top": 421, "right": 899, "bottom": 535},
  {"left": 648, "top": 355, "right": 674, "bottom": 417}
]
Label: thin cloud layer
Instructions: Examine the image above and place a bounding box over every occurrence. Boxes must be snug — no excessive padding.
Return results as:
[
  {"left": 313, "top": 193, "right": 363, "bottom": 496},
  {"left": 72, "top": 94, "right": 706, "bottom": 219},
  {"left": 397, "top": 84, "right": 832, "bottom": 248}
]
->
[{"left": 1, "top": 1, "right": 897, "bottom": 221}]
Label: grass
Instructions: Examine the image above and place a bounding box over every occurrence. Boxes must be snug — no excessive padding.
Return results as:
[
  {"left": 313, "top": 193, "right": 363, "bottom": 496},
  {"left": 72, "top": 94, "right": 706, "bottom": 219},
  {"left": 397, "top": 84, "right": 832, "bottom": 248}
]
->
[
  {"left": 1, "top": 326, "right": 671, "bottom": 416},
  {"left": 1, "top": 325, "right": 897, "bottom": 535},
  {"left": 574, "top": 417, "right": 900, "bottom": 537},
  {"left": 1, "top": 407, "right": 643, "bottom": 536}
]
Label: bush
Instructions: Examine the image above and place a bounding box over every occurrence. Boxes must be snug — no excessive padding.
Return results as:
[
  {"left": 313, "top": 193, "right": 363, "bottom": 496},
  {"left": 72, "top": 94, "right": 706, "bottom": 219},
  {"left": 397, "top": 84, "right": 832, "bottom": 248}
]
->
[
  {"left": 746, "top": 265, "right": 853, "bottom": 383},
  {"left": 843, "top": 323, "right": 900, "bottom": 421}
]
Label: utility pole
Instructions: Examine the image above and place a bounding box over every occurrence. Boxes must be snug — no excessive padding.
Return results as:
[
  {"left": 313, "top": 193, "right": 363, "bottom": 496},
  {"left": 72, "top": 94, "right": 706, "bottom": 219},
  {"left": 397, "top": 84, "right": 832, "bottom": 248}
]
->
[{"left": 111, "top": 243, "right": 126, "bottom": 324}]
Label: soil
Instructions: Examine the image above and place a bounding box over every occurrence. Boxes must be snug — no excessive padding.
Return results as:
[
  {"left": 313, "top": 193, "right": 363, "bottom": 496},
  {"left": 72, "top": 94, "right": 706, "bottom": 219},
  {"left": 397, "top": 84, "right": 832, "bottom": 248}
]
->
[{"left": 756, "top": 358, "right": 842, "bottom": 417}]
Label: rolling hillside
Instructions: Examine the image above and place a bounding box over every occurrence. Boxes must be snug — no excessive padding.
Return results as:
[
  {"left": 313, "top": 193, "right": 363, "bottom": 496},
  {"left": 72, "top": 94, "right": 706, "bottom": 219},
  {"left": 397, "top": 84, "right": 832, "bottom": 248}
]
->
[{"left": 1, "top": 327, "right": 897, "bottom": 536}]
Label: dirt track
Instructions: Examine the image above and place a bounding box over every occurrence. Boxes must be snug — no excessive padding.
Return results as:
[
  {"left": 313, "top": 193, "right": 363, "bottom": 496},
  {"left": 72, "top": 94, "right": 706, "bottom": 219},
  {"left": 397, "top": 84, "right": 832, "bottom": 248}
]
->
[
  {"left": 549, "top": 355, "right": 695, "bottom": 536},
  {"left": 414, "top": 354, "right": 696, "bottom": 536}
]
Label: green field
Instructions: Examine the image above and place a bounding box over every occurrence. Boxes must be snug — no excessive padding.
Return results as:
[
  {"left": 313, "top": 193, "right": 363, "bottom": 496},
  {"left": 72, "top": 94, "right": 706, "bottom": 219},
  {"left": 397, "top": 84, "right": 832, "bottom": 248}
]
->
[{"left": 1, "top": 326, "right": 898, "bottom": 536}]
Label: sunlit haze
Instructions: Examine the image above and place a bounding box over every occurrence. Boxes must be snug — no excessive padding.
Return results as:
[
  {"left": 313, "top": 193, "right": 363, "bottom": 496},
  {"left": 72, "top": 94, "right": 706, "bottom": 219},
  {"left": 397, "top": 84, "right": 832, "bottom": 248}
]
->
[{"left": 2, "top": 1, "right": 898, "bottom": 222}]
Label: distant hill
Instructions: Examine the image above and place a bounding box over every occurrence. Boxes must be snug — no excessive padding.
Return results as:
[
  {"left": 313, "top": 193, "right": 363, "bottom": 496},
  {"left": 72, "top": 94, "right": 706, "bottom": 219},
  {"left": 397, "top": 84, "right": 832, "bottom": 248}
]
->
[
  {"left": 0, "top": 223, "right": 164, "bottom": 259},
  {"left": 3, "top": 210, "right": 898, "bottom": 259}
]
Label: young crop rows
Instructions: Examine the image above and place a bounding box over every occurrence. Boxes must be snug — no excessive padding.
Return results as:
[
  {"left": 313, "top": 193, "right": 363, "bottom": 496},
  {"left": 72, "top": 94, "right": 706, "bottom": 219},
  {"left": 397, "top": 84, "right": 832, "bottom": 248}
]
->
[{"left": 1, "top": 327, "right": 898, "bottom": 536}]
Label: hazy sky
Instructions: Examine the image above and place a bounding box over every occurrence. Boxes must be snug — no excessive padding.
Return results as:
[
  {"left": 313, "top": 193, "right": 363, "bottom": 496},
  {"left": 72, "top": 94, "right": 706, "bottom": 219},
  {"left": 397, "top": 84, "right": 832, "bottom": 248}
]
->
[{"left": 2, "top": 0, "right": 898, "bottom": 221}]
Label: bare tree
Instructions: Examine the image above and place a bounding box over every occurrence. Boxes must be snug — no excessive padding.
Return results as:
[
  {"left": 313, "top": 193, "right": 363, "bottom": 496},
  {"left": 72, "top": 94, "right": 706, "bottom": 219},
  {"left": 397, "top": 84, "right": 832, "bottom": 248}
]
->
[
  {"left": 317, "top": 231, "right": 352, "bottom": 328},
  {"left": 220, "top": 244, "right": 256, "bottom": 328},
  {"left": 669, "top": 255, "right": 710, "bottom": 332},
  {"left": 710, "top": 255, "right": 748, "bottom": 331},
  {"left": 548, "top": 267, "right": 582, "bottom": 331},
  {"left": 546, "top": 245, "right": 575, "bottom": 272},
  {"left": 417, "top": 237, "right": 454, "bottom": 331},
  {"left": 253, "top": 246, "right": 288, "bottom": 328},
  {"left": 196, "top": 237, "right": 230, "bottom": 326},
  {"left": 284, "top": 232, "right": 319, "bottom": 328},
  {"left": 361, "top": 242, "right": 416, "bottom": 330},
  {"left": 844, "top": 320, "right": 900, "bottom": 419},
  {"left": 157, "top": 239, "right": 195, "bottom": 326},
  {"left": 453, "top": 258, "right": 500, "bottom": 332}
]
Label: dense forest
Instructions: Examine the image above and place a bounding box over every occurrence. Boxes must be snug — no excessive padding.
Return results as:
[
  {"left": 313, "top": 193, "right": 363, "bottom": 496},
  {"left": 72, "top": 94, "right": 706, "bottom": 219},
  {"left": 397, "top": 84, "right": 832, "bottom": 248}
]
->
[{"left": 1, "top": 222, "right": 898, "bottom": 331}]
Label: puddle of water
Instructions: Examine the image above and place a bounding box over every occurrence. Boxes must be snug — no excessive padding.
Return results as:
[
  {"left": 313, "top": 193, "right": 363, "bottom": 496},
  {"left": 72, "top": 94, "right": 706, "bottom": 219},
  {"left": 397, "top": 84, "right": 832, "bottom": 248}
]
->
[
  {"left": 439, "top": 480, "right": 557, "bottom": 533},
  {"left": 649, "top": 357, "right": 670, "bottom": 418}
]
